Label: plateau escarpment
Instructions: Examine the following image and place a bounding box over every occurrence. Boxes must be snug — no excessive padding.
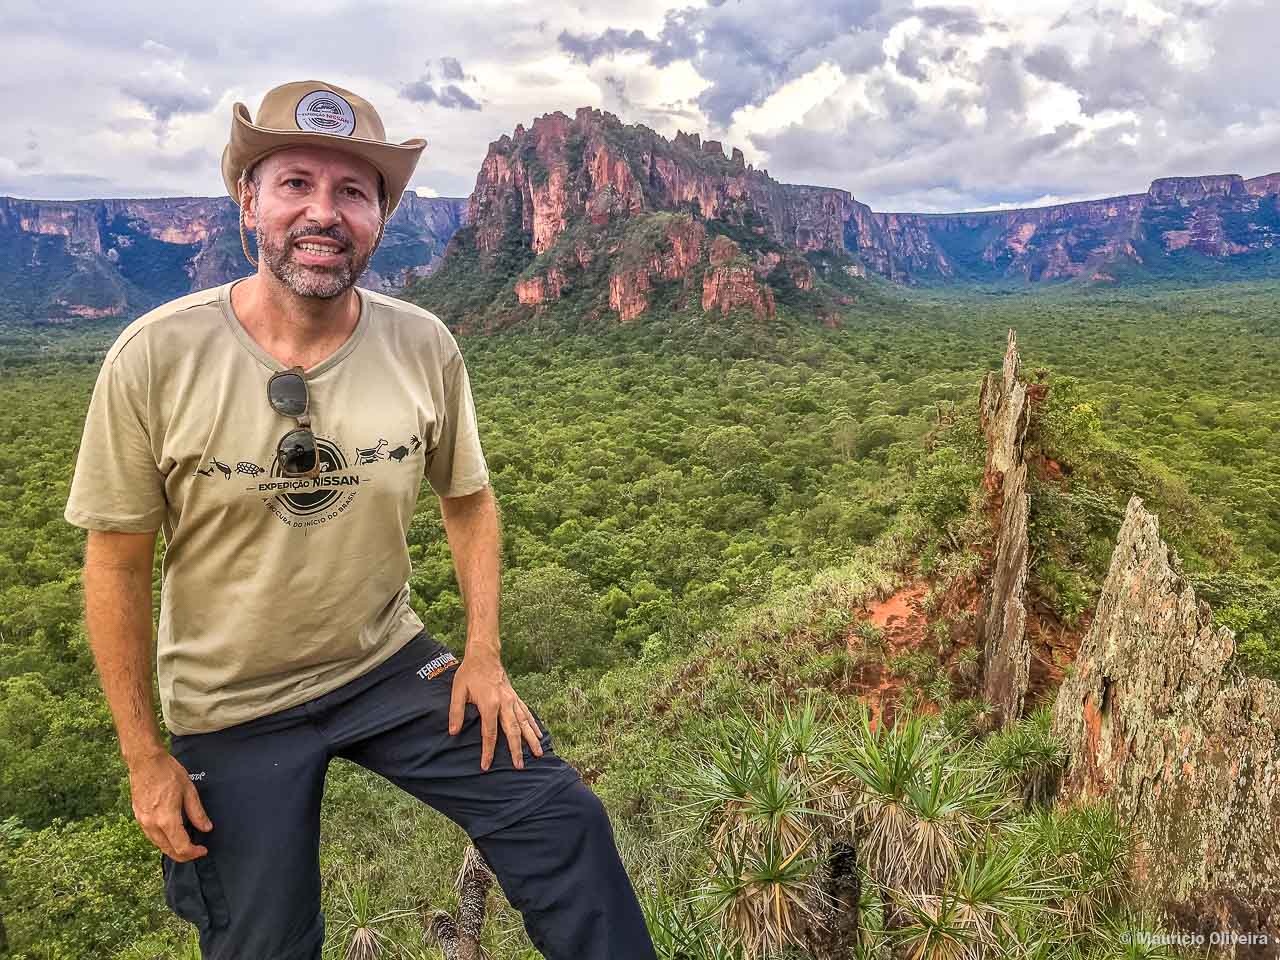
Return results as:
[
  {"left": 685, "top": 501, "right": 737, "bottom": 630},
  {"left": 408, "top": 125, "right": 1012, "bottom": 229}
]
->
[
  {"left": 407, "top": 105, "right": 1280, "bottom": 330},
  {"left": 0, "top": 192, "right": 466, "bottom": 321},
  {"left": 6, "top": 103, "right": 1277, "bottom": 324}
]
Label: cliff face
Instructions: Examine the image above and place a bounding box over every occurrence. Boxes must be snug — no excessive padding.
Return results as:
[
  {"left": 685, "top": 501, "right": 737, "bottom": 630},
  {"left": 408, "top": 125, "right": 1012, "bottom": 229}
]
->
[
  {"left": 0, "top": 193, "right": 467, "bottom": 321},
  {"left": 464, "top": 106, "right": 860, "bottom": 265},
  {"left": 1052, "top": 496, "right": 1280, "bottom": 950},
  {"left": 453, "top": 106, "right": 1280, "bottom": 308},
  {"left": 865, "top": 174, "right": 1280, "bottom": 284}
]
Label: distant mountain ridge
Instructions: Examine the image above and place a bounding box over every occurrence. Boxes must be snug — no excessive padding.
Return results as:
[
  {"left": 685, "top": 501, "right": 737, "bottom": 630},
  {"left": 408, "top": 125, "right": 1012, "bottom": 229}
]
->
[
  {"left": 4, "top": 104, "right": 1277, "bottom": 324},
  {"left": 0, "top": 192, "right": 466, "bottom": 322},
  {"left": 405, "top": 106, "right": 1280, "bottom": 330}
]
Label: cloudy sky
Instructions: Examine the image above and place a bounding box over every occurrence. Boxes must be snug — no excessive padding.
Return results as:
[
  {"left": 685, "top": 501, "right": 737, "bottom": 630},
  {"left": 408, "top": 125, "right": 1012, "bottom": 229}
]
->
[{"left": 0, "top": 0, "right": 1273, "bottom": 213}]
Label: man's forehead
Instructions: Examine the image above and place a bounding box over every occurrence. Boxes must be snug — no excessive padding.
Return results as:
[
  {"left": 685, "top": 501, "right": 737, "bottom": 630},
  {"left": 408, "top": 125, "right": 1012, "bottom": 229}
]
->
[{"left": 262, "top": 146, "right": 379, "bottom": 183}]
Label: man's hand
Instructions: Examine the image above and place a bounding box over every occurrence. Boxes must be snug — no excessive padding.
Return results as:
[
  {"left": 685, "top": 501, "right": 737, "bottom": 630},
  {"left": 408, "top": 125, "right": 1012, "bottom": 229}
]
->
[
  {"left": 128, "top": 749, "right": 213, "bottom": 861},
  {"left": 447, "top": 648, "right": 545, "bottom": 771}
]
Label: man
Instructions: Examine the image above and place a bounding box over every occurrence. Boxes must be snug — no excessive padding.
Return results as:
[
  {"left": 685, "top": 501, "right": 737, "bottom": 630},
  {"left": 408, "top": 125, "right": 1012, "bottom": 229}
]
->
[{"left": 63, "top": 79, "right": 657, "bottom": 959}]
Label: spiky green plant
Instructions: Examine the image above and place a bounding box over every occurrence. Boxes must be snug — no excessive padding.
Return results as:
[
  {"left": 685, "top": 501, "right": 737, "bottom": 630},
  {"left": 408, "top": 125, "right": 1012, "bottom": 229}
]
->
[
  {"left": 672, "top": 702, "right": 841, "bottom": 956},
  {"left": 696, "top": 829, "right": 825, "bottom": 958},
  {"left": 889, "top": 887, "right": 979, "bottom": 960},
  {"left": 835, "top": 710, "right": 937, "bottom": 892},
  {"left": 1085, "top": 910, "right": 1184, "bottom": 960},
  {"left": 947, "top": 839, "right": 1060, "bottom": 948},
  {"left": 329, "top": 874, "right": 415, "bottom": 960},
  {"left": 1016, "top": 802, "right": 1132, "bottom": 936},
  {"left": 983, "top": 707, "right": 1067, "bottom": 808},
  {"left": 672, "top": 707, "right": 832, "bottom": 855}
]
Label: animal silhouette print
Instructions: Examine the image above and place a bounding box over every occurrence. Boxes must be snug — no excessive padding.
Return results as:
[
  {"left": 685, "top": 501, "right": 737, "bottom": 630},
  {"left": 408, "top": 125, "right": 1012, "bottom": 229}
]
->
[
  {"left": 195, "top": 465, "right": 214, "bottom": 477},
  {"left": 235, "top": 461, "right": 265, "bottom": 476},
  {"left": 208, "top": 457, "right": 231, "bottom": 479},
  {"left": 355, "top": 439, "right": 388, "bottom": 464},
  {"left": 409, "top": 434, "right": 422, "bottom": 452},
  {"left": 388, "top": 444, "right": 411, "bottom": 462}
]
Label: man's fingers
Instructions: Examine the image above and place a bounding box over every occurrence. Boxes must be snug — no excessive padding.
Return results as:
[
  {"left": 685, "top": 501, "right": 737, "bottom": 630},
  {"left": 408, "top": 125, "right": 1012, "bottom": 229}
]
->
[
  {"left": 160, "top": 817, "right": 206, "bottom": 862},
  {"left": 517, "top": 700, "right": 542, "bottom": 738},
  {"left": 480, "top": 704, "right": 498, "bottom": 771},
  {"left": 518, "top": 702, "right": 544, "bottom": 757},
  {"left": 448, "top": 676, "right": 467, "bottom": 736},
  {"left": 140, "top": 823, "right": 177, "bottom": 860},
  {"left": 184, "top": 784, "right": 213, "bottom": 832},
  {"left": 501, "top": 702, "right": 524, "bottom": 770}
]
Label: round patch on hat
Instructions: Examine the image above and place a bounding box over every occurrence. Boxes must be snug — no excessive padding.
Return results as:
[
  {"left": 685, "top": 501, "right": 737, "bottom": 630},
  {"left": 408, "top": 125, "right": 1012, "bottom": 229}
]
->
[{"left": 295, "top": 90, "right": 356, "bottom": 137}]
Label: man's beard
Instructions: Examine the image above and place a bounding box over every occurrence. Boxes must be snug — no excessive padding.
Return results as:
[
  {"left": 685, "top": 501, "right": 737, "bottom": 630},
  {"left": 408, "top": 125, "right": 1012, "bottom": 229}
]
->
[{"left": 256, "top": 224, "right": 375, "bottom": 300}]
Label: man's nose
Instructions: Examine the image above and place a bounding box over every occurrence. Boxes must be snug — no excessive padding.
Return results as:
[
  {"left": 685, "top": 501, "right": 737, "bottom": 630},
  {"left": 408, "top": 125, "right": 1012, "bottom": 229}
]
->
[{"left": 302, "top": 189, "right": 343, "bottom": 228}]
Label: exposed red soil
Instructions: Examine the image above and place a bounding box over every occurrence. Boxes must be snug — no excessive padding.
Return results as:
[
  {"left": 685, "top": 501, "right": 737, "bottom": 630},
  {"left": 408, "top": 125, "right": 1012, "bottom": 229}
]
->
[{"left": 845, "top": 581, "right": 938, "bottom": 729}]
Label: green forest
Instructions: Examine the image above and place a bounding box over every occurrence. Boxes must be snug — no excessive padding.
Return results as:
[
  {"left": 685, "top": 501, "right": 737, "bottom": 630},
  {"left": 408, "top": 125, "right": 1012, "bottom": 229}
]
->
[{"left": 0, "top": 277, "right": 1277, "bottom": 958}]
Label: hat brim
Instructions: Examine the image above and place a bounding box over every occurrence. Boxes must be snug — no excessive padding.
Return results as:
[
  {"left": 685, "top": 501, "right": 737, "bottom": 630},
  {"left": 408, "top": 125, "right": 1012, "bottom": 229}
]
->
[{"left": 222, "top": 102, "right": 427, "bottom": 219}]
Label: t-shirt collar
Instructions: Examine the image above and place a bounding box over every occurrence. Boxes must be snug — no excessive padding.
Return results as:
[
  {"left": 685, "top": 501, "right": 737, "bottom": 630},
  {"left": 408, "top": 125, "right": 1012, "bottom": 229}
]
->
[{"left": 219, "top": 277, "right": 370, "bottom": 377}]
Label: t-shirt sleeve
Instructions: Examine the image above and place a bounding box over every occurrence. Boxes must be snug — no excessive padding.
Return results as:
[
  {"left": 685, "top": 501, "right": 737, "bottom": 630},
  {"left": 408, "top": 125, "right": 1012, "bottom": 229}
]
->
[
  {"left": 426, "top": 350, "right": 491, "bottom": 498},
  {"left": 64, "top": 342, "right": 167, "bottom": 533}
]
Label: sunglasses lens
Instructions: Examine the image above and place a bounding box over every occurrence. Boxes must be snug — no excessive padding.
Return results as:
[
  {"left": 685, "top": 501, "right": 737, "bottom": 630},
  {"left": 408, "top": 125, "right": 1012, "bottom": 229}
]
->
[
  {"left": 269, "top": 372, "right": 308, "bottom": 418},
  {"left": 279, "top": 428, "right": 317, "bottom": 475}
]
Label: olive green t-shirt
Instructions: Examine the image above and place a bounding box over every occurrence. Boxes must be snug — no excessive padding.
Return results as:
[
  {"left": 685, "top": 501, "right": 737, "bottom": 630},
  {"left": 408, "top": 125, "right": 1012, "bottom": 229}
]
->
[{"left": 64, "top": 278, "right": 490, "bottom": 735}]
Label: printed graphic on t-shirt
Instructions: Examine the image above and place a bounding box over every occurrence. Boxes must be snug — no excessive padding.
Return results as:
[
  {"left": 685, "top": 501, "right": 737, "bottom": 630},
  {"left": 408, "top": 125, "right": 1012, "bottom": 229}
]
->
[{"left": 192, "top": 430, "right": 424, "bottom": 531}]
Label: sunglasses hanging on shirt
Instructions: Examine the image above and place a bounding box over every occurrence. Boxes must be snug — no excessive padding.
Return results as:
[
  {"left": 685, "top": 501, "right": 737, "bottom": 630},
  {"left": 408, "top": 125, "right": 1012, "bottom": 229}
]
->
[{"left": 267, "top": 366, "right": 320, "bottom": 478}]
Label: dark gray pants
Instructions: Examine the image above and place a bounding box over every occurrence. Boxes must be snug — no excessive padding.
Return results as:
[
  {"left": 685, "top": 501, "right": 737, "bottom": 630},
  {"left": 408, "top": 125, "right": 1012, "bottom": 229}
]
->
[{"left": 161, "top": 628, "right": 657, "bottom": 959}]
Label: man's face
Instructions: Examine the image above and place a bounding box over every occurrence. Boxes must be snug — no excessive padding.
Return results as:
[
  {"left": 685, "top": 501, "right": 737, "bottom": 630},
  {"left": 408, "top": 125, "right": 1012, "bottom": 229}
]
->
[{"left": 244, "top": 145, "right": 384, "bottom": 300}]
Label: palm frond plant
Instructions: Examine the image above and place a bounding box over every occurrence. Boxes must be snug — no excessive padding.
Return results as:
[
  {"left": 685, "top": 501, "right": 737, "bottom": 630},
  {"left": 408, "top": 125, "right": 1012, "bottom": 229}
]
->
[
  {"left": 850, "top": 879, "right": 893, "bottom": 960},
  {"left": 982, "top": 708, "right": 1067, "bottom": 809},
  {"left": 901, "top": 753, "right": 1007, "bottom": 893},
  {"left": 1087, "top": 909, "right": 1184, "bottom": 960},
  {"left": 947, "top": 838, "right": 1062, "bottom": 949},
  {"left": 887, "top": 887, "right": 980, "bottom": 960},
  {"left": 835, "top": 709, "right": 938, "bottom": 893},
  {"left": 694, "top": 828, "right": 826, "bottom": 959},
  {"left": 329, "top": 872, "right": 416, "bottom": 960},
  {"left": 1015, "top": 802, "right": 1132, "bottom": 937},
  {"left": 671, "top": 704, "right": 849, "bottom": 957},
  {"left": 672, "top": 707, "right": 834, "bottom": 853}
]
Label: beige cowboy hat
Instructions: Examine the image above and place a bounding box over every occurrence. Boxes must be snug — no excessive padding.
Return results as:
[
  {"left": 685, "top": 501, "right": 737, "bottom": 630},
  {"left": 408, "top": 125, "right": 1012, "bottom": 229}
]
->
[{"left": 221, "top": 79, "right": 427, "bottom": 220}]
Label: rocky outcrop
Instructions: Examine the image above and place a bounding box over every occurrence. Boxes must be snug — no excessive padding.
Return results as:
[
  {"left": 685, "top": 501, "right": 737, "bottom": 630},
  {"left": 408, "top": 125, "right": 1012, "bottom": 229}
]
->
[
  {"left": 608, "top": 269, "right": 651, "bottom": 322},
  {"left": 514, "top": 267, "right": 569, "bottom": 306},
  {"left": 1052, "top": 496, "right": 1280, "bottom": 951},
  {"left": 0, "top": 193, "right": 467, "bottom": 320},
  {"left": 1139, "top": 175, "right": 1263, "bottom": 259},
  {"left": 465, "top": 107, "right": 868, "bottom": 272},
  {"left": 975, "top": 329, "right": 1033, "bottom": 727},
  {"left": 702, "top": 236, "right": 776, "bottom": 321},
  {"left": 606, "top": 215, "right": 706, "bottom": 321}
]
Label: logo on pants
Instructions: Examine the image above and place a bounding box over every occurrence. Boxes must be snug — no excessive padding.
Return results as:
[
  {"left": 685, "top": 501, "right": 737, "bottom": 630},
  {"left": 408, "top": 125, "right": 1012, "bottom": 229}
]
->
[{"left": 417, "top": 651, "right": 458, "bottom": 680}]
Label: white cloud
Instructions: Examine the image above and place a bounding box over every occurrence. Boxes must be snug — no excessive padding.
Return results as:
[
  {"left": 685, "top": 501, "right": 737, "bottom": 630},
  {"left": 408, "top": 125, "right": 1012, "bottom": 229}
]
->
[{"left": 0, "top": 0, "right": 1273, "bottom": 211}]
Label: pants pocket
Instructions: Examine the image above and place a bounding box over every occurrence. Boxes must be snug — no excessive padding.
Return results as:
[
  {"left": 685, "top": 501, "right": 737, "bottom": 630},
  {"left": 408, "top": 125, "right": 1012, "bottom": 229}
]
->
[{"left": 161, "top": 850, "right": 231, "bottom": 932}]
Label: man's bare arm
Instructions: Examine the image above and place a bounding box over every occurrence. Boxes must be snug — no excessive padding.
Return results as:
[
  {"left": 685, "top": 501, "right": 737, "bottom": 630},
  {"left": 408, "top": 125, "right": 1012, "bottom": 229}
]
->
[
  {"left": 82, "top": 529, "right": 211, "bottom": 860},
  {"left": 83, "top": 529, "right": 164, "bottom": 764},
  {"left": 438, "top": 485, "right": 502, "bottom": 656},
  {"left": 438, "top": 486, "right": 543, "bottom": 769}
]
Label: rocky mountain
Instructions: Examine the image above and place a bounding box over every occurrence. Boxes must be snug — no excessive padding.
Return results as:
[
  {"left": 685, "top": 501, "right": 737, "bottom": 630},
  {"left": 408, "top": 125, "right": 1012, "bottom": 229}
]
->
[
  {"left": 404, "top": 106, "right": 1280, "bottom": 330},
  {"left": 0, "top": 192, "right": 466, "bottom": 322}
]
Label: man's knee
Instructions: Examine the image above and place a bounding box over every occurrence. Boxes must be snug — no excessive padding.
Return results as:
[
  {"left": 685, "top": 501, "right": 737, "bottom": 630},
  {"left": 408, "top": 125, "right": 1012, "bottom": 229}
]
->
[{"left": 556, "top": 780, "right": 615, "bottom": 842}]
